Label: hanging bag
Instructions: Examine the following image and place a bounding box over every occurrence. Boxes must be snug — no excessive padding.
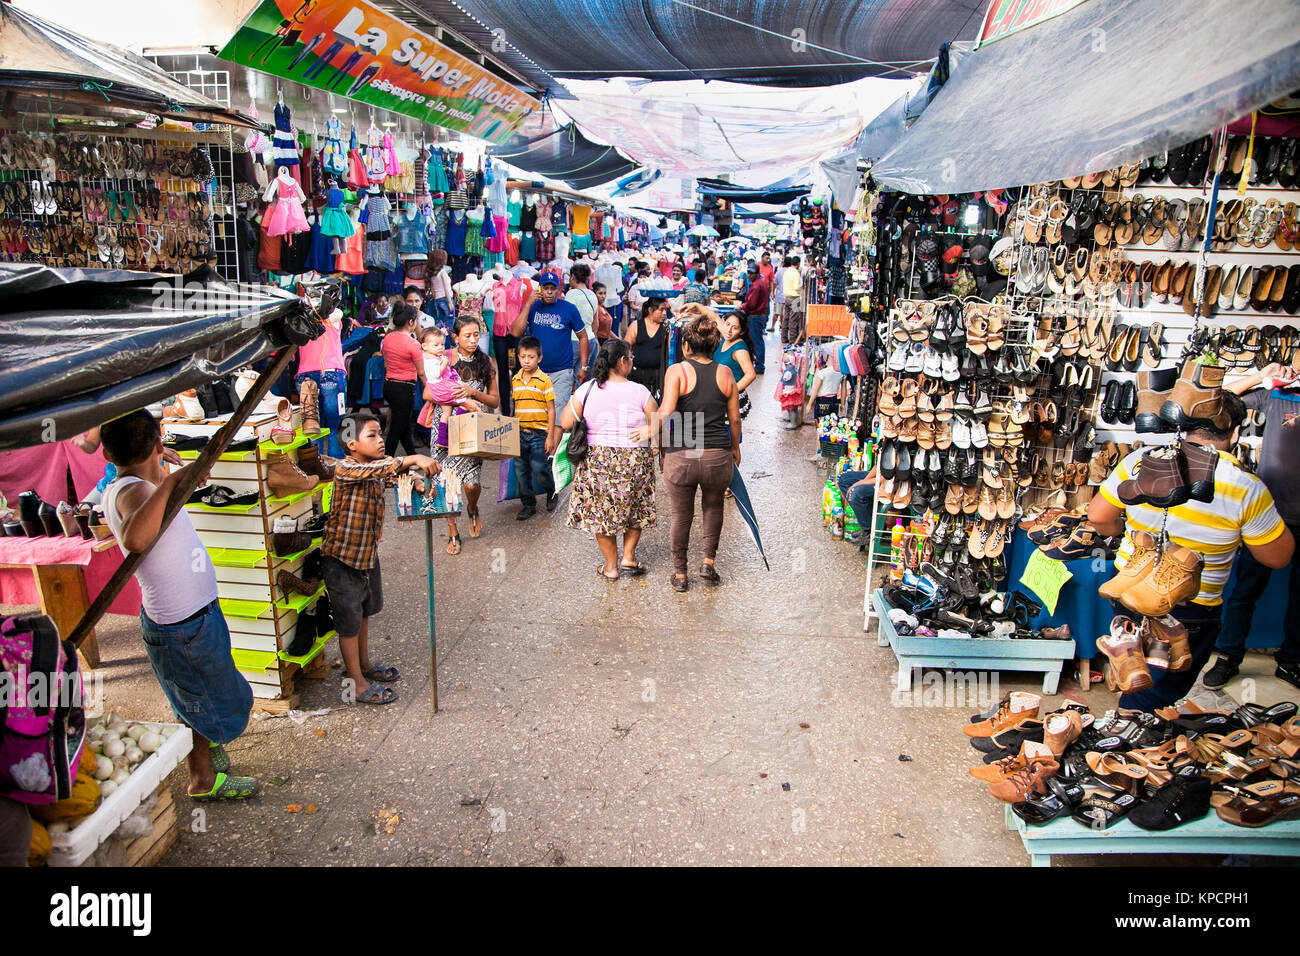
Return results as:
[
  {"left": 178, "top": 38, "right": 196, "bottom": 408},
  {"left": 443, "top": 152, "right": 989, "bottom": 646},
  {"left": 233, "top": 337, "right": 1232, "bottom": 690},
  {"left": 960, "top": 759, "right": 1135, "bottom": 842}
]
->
[{"left": 565, "top": 381, "right": 598, "bottom": 465}]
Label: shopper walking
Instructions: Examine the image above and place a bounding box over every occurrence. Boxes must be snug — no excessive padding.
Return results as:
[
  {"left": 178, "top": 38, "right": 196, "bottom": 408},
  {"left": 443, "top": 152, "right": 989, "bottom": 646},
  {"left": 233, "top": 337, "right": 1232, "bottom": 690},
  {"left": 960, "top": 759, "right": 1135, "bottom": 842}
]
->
[
  {"left": 734, "top": 262, "right": 770, "bottom": 374},
  {"left": 433, "top": 316, "right": 500, "bottom": 553},
  {"left": 1205, "top": 363, "right": 1300, "bottom": 690},
  {"left": 769, "top": 255, "right": 787, "bottom": 333},
  {"left": 780, "top": 255, "right": 805, "bottom": 346},
  {"left": 647, "top": 310, "right": 742, "bottom": 592},
  {"left": 566, "top": 262, "right": 601, "bottom": 377},
  {"left": 562, "top": 338, "right": 658, "bottom": 580},
  {"left": 712, "top": 313, "right": 756, "bottom": 409},
  {"left": 511, "top": 270, "right": 589, "bottom": 419},
  {"left": 623, "top": 297, "right": 669, "bottom": 402},
  {"left": 379, "top": 303, "right": 427, "bottom": 457}
]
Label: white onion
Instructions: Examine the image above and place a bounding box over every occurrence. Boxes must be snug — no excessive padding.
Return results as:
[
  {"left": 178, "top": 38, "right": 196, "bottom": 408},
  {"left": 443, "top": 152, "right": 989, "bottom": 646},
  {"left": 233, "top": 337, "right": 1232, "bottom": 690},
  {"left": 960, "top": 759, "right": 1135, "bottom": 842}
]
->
[
  {"left": 110, "top": 768, "right": 130, "bottom": 784},
  {"left": 111, "top": 755, "right": 129, "bottom": 772},
  {"left": 138, "top": 731, "right": 163, "bottom": 753},
  {"left": 89, "top": 740, "right": 104, "bottom": 755},
  {"left": 93, "top": 755, "right": 114, "bottom": 780},
  {"left": 102, "top": 730, "right": 121, "bottom": 743},
  {"left": 103, "top": 738, "right": 125, "bottom": 759},
  {"left": 161, "top": 726, "right": 179, "bottom": 738},
  {"left": 126, "top": 724, "right": 146, "bottom": 740},
  {"left": 124, "top": 746, "right": 143, "bottom": 765},
  {"left": 145, "top": 723, "right": 163, "bottom": 735},
  {"left": 98, "top": 780, "right": 117, "bottom": 797}
]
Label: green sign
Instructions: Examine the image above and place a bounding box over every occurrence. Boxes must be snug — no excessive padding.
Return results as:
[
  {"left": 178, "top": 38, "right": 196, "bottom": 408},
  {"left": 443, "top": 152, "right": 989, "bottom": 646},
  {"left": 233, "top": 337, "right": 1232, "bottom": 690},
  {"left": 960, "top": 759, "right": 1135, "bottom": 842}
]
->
[
  {"left": 217, "top": 0, "right": 540, "bottom": 144},
  {"left": 1019, "top": 549, "right": 1073, "bottom": 616}
]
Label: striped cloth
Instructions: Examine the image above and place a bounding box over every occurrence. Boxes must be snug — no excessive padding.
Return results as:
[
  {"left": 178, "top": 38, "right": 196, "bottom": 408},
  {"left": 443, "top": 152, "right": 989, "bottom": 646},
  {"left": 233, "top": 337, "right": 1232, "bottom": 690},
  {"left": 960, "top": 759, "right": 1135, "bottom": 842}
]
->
[
  {"left": 1099, "top": 446, "right": 1286, "bottom": 606},
  {"left": 511, "top": 369, "right": 555, "bottom": 432}
]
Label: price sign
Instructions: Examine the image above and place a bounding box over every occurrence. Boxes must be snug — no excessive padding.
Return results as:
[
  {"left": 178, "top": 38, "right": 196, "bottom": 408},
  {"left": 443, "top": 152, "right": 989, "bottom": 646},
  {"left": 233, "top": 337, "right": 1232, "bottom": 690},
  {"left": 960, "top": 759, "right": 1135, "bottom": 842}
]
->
[{"left": 1019, "top": 549, "right": 1073, "bottom": 616}]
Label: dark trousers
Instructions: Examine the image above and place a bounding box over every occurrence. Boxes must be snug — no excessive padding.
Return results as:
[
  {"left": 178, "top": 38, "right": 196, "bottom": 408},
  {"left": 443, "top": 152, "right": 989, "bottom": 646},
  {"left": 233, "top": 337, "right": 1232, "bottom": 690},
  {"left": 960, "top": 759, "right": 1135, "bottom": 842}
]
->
[
  {"left": 1111, "top": 600, "right": 1223, "bottom": 711},
  {"left": 663, "top": 448, "right": 734, "bottom": 575},
  {"left": 382, "top": 379, "right": 418, "bottom": 457},
  {"left": 514, "top": 428, "right": 554, "bottom": 506},
  {"left": 1216, "top": 525, "right": 1300, "bottom": 666},
  {"left": 493, "top": 333, "right": 517, "bottom": 416},
  {"left": 837, "top": 470, "right": 874, "bottom": 529},
  {"left": 608, "top": 303, "right": 624, "bottom": 337},
  {"left": 746, "top": 313, "right": 767, "bottom": 372}
]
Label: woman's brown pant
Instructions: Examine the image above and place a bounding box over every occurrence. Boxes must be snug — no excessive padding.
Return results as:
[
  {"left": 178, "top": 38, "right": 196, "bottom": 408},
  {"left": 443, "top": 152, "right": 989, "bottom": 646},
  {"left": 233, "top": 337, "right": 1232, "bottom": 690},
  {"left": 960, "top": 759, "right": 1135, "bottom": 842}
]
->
[{"left": 663, "top": 449, "right": 734, "bottom": 575}]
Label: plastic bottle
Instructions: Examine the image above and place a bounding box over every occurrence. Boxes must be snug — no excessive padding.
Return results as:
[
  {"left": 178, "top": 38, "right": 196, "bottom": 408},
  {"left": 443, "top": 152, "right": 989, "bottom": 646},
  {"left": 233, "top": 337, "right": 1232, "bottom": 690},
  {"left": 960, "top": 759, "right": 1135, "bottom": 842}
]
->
[
  {"left": 823, "top": 479, "right": 836, "bottom": 526},
  {"left": 831, "top": 504, "right": 845, "bottom": 539},
  {"left": 889, "top": 517, "right": 905, "bottom": 579}
]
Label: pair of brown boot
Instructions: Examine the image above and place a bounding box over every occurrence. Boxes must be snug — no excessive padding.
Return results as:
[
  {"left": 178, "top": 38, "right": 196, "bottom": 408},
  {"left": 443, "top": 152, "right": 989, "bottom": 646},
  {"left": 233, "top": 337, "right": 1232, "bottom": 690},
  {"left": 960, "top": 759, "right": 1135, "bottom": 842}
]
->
[{"left": 1099, "top": 531, "right": 1203, "bottom": 617}]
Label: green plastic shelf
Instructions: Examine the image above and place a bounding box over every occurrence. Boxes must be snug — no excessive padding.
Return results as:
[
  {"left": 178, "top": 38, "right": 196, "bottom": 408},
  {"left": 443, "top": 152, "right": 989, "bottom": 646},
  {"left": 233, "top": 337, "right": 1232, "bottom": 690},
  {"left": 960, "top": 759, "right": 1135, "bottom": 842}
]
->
[
  {"left": 219, "top": 597, "right": 271, "bottom": 620},
  {"left": 267, "top": 485, "right": 323, "bottom": 505},
  {"left": 210, "top": 547, "right": 268, "bottom": 568},
  {"left": 275, "top": 581, "right": 327, "bottom": 614},
  {"left": 231, "top": 647, "right": 279, "bottom": 674},
  {"left": 177, "top": 446, "right": 257, "bottom": 462},
  {"left": 185, "top": 498, "right": 261, "bottom": 514},
  {"left": 270, "top": 536, "right": 323, "bottom": 564},
  {"left": 279, "top": 630, "right": 336, "bottom": 666},
  {"left": 258, "top": 427, "right": 331, "bottom": 455}
]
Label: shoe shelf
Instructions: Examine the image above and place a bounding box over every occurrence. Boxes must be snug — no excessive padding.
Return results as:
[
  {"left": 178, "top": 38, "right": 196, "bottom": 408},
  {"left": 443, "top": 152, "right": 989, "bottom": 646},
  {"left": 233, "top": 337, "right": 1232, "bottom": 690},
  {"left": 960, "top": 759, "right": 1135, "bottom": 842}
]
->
[
  {"left": 1003, "top": 802, "right": 1300, "bottom": 867},
  {"left": 873, "top": 591, "right": 1072, "bottom": 694},
  {"left": 279, "top": 629, "right": 335, "bottom": 666},
  {"left": 168, "top": 407, "right": 333, "bottom": 704}
]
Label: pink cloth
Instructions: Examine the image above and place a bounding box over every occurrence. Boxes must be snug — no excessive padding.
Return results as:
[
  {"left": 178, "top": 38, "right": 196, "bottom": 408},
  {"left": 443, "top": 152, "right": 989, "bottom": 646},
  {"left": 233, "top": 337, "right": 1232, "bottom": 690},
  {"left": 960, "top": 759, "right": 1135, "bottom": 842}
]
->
[
  {"left": 487, "top": 215, "right": 509, "bottom": 253},
  {"left": 490, "top": 277, "right": 532, "bottom": 336},
  {"left": 0, "top": 542, "right": 141, "bottom": 617},
  {"left": 0, "top": 441, "right": 107, "bottom": 508},
  {"left": 581, "top": 380, "right": 651, "bottom": 448},
  {"left": 297, "top": 316, "right": 345, "bottom": 374},
  {"left": 264, "top": 178, "right": 310, "bottom": 236}
]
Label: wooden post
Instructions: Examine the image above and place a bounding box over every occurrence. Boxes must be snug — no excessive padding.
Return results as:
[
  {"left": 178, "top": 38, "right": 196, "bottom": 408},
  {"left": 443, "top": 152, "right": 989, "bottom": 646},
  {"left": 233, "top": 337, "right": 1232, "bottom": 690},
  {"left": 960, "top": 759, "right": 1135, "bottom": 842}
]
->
[{"left": 65, "top": 346, "right": 298, "bottom": 649}]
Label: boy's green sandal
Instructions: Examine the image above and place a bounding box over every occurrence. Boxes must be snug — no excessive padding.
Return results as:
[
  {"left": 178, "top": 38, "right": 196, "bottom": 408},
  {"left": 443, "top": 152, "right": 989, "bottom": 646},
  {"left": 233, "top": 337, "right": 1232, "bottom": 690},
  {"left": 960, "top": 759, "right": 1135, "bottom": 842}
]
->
[
  {"left": 191, "top": 773, "right": 259, "bottom": 801},
  {"left": 209, "top": 742, "right": 230, "bottom": 774}
]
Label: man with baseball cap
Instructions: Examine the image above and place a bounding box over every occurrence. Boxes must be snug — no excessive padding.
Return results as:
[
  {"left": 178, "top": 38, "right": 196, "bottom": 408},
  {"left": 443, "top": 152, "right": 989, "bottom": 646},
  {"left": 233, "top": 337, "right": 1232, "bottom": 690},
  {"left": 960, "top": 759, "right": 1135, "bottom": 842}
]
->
[{"left": 512, "top": 271, "right": 590, "bottom": 422}]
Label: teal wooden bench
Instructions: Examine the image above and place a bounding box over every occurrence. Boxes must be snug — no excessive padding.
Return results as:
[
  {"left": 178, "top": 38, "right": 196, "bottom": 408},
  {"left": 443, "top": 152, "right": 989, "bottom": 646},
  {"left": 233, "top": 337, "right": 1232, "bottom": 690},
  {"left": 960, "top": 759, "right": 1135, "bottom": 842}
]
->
[
  {"left": 873, "top": 590, "right": 1074, "bottom": 694},
  {"left": 1004, "top": 803, "right": 1300, "bottom": 866}
]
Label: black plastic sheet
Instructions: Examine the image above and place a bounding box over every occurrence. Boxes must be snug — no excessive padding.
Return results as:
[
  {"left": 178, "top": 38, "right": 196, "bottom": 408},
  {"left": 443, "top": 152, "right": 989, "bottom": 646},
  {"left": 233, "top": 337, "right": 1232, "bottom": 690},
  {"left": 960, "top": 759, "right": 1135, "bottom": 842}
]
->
[{"left": 0, "top": 264, "right": 300, "bottom": 450}]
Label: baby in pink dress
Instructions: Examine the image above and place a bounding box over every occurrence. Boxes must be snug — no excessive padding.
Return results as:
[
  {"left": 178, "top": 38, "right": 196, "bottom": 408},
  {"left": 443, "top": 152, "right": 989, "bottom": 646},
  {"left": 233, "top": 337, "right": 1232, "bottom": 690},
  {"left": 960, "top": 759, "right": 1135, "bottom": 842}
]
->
[{"left": 417, "top": 330, "right": 468, "bottom": 445}]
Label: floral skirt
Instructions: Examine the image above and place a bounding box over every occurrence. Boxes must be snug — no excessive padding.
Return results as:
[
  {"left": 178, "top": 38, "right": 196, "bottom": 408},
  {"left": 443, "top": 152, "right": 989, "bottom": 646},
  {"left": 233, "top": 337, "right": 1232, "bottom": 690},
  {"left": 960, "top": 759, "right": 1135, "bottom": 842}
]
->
[{"left": 567, "top": 446, "right": 657, "bottom": 536}]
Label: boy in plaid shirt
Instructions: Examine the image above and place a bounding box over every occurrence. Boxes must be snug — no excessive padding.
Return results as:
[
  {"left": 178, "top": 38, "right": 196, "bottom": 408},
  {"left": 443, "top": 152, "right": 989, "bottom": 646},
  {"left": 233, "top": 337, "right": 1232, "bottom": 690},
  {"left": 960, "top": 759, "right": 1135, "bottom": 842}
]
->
[{"left": 323, "top": 411, "right": 438, "bottom": 705}]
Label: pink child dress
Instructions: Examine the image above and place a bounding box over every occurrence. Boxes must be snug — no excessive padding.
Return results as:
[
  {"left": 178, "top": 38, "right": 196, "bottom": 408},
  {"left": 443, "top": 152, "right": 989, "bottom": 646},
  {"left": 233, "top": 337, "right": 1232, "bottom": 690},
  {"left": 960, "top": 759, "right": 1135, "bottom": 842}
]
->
[
  {"left": 383, "top": 132, "right": 401, "bottom": 176},
  {"left": 264, "top": 176, "right": 310, "bottom": 236}
]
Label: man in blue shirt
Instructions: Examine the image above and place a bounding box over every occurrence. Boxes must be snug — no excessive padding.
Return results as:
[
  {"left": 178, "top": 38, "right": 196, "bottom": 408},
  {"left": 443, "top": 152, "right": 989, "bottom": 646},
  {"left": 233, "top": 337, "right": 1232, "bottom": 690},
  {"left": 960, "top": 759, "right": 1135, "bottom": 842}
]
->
[{"left": 511, "top": 270, "right": 589, "bottom": 421}]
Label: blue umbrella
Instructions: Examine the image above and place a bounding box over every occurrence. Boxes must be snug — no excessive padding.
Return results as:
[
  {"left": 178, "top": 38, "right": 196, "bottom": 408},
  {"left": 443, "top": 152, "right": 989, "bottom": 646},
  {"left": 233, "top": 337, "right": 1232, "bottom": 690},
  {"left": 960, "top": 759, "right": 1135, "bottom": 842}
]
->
[{"left": 729, "top": 469, "right": 769, "bottom": 570}]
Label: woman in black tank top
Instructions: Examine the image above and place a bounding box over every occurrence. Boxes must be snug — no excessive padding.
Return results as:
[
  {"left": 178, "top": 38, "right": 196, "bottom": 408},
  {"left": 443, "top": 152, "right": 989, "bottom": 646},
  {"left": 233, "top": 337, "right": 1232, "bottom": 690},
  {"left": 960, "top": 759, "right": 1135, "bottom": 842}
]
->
[
  {"left": 648, "top": 308, "right": 742, "bottom": 592},
  {"left": 624, "top": 297, "right": 668, "bottom": 400}
]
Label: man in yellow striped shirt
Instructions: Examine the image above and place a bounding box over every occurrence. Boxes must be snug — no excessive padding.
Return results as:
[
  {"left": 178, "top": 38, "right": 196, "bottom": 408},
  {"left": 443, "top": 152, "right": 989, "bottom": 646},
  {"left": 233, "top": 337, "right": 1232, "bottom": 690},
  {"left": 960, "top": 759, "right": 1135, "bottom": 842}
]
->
[{"left": 1089, "top": 392, "right": 1294, "bottom": 710}]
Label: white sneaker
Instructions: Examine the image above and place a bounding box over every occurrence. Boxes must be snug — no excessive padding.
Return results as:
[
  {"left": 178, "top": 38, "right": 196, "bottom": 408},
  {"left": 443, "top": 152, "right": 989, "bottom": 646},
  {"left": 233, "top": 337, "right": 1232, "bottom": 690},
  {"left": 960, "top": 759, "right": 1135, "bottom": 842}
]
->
[
  {"left": 273, "top": 515, "right": 298, "bottom": 534},
  {"left": 938, "top": 627, "right": 972, "bottom": 640}
]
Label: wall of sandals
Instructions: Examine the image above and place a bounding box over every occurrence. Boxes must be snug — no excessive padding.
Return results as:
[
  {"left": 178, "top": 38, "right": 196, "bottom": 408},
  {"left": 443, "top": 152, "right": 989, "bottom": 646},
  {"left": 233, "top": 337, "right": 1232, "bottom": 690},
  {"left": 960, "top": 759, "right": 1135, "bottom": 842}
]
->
[{"left": 0, "top": 128, "right": 225, "bottom": 273}]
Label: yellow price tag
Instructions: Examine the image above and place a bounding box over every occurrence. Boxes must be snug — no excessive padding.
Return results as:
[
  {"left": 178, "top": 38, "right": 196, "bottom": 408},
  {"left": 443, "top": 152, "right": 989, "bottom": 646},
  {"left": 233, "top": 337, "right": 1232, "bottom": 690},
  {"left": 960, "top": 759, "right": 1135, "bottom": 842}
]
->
[{"left": 1019, "top": 549, "right": 1073, "bottom": 617}]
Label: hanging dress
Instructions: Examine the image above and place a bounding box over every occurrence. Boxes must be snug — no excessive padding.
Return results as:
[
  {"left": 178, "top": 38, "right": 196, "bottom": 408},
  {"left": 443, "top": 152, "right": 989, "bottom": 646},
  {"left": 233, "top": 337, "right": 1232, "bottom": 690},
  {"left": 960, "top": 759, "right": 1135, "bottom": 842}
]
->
[
  {"left": 271, "top": 102, "right": 300, "bottom": 168},
  {"left": 321, "top": 117, "right": 347, "bottom": 177},
  {"left": 263, "top": 175, "right": 310, "bottom": 236},
  {"left": 346, "top": 126, "right": 368, "bottom": 189},
  {"left": 365, "top": 126, "right": 387, "bottom": 185},
  {"left": 245, "top": 100, "right": 272, "bottom": 156},
  {"left": 429, "top": 149, "right": 451, "bottom": 194},
  {"left": 363, "top": 192, "right": 396, "bottom": 270},
  {"left": 335, "top": 219, "right": 365, "bottom": 274},
  {"left": 383, "top": 133, "right": 401, "bottom": 176},
  {"left": 319, "top": 186, "right": 354, "bottom": 239}
]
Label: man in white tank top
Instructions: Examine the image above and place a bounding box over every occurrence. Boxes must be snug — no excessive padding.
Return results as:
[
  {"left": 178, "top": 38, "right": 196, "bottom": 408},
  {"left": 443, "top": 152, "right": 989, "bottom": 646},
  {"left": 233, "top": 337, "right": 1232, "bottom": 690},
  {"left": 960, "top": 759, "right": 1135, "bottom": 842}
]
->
[{"left": 100, "top": 410, "right": 258, "bottom": 802}]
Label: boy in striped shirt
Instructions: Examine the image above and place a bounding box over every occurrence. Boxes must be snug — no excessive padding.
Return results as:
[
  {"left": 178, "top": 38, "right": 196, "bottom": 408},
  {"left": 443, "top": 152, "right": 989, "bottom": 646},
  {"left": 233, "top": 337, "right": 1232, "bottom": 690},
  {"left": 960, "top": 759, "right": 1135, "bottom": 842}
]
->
[
  {"left": 511, "top": 336, "right": 558, "bottom": 520},
  {"left": 1089, "top": 391, "right": 1294, "bottom": 711}
]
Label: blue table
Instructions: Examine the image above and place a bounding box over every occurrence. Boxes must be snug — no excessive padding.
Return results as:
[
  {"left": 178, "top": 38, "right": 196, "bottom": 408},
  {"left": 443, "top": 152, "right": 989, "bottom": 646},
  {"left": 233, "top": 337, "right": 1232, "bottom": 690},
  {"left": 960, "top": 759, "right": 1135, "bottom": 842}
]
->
[{"left": 1004, "top": 529, "right": 1289, "bottom": 661}]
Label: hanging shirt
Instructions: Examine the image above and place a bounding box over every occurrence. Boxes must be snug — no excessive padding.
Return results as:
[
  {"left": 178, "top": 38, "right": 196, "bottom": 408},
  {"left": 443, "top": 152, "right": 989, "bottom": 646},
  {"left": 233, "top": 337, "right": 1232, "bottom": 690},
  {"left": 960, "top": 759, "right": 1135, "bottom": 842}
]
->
[
  {"left": 445, "top": 213, "right": 468, "bottom": 256},
  {"left": 570, "top": 204, "right": 592, "bottom": 236},
  {"left": 491, "top": 277, "right": 533, "bottom": 336}
]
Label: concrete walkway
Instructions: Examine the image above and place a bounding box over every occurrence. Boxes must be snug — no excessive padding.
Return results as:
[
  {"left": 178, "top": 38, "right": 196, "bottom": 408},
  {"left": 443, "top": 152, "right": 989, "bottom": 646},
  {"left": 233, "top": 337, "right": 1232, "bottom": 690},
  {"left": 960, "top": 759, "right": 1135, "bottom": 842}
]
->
[{"left": 48, "top": 343, "right": 1292, "bottom": 867}]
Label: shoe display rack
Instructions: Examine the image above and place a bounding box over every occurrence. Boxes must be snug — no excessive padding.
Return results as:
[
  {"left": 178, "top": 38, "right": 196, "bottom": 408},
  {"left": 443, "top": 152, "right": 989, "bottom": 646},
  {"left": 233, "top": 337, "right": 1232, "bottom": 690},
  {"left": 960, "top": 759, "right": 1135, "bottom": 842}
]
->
[
  {"left": 166, "top": 408, "right": 335, "bottom": 711},
  {"left": 0, "top": 126, "right": 230, "bottom": 274}
]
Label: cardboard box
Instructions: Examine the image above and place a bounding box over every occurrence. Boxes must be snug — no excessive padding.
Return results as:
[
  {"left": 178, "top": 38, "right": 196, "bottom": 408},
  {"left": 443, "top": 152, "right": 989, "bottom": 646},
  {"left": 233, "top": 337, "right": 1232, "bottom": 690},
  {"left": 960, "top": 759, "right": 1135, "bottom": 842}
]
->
[{"left": 447, "top": 412, "right": 520, "bottom": 460}]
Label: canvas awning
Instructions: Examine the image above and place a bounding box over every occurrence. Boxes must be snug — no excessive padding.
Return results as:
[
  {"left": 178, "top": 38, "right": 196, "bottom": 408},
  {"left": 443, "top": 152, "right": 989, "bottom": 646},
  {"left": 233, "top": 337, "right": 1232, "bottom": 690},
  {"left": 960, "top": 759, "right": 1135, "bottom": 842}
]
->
[
  {"left": 696, "top": 178, "right": 811, "bottom": 205},
  {"left": 0, "top": 5, "right": 260, "bottom": 129},
  {"left": 489, "top": 123, "right": 642, "bottom": 190},
  {"left": 872, "top": 0, "right": 1300, "bottom": 194},
  {"left": 0, "top": 264, "right": 303, "bottom": 450},
  {"left": 407, "top": 0, "right": 980, "bottom": 86}
]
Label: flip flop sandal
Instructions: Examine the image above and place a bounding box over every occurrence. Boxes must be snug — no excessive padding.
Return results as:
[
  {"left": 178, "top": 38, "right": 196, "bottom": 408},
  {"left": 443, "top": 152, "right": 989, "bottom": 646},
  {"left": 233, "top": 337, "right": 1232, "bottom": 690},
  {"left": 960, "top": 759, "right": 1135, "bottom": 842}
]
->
[
  {"left": 619, "top": 563, "right": 648, "bottom": 576},
  {"left": 1231, "top": 701, "right": 1298, "bottom": 729},
  {"left": 1072, "top": 792, "right": 1137, "bottom": 829},
  {"left": 209, "top": 742, "right": 230, "bottom": 774},
  {"left": 191, "top": 772, "right": 259, "bottom": 801},
  {"left": 467, "top": 510, "right": 482, "bottom": 538},
  {"left": 445, "top": 534, "right": 461, "bottom": 556},
  {"left": 201, "top": 486, "right": 260, "bottom": 507},
  {"left": 355, "top": 683, "right": 399, "bottom": 705},
  {"left": 363, "top": 663, "right": 400, "bottom": 683},
  {"left": 596, "top": 565, "right": 620, "bottom": 580}
]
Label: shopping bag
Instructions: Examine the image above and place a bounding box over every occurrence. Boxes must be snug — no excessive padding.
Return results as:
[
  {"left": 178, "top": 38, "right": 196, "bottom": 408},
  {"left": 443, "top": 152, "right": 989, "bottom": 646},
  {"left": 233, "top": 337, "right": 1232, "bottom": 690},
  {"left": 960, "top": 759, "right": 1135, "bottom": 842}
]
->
[
  {"left": 496, "top": 457, "right": 519, "bottom": 503},
  {"left": 551, "top": 432, "right": 575, "bottom": 493}
]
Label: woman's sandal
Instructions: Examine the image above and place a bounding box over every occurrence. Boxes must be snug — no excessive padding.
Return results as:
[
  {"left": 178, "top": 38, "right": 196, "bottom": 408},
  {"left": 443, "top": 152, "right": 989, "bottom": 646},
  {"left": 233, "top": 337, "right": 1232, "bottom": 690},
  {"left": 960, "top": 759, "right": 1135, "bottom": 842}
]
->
[
  {"left": 362, "top": 663, "right": 400, "bottom": 683},
  {"left": 619, "top": 562, "right": 648, "bottom": 577},
  {"left": 190, "top": 772, "right": 259, "bottom": 801},
  {"left": 1012, "top": 778, "right": 1084, "bottom": 825},
  {"left": 467, "top": 510, "right": 482, "bottom": 538},
  {"left": 596, "top": 565, "right": 620, "bottom": 580},
  {"left": 355, "top": 683, "right": 399, "bottom": 705},
  {"left": 445, "top": 534, "right": 461, "bottom": 555},
  {"left": 1071, "top": 791, "right": 1138, "bottom": 829}
]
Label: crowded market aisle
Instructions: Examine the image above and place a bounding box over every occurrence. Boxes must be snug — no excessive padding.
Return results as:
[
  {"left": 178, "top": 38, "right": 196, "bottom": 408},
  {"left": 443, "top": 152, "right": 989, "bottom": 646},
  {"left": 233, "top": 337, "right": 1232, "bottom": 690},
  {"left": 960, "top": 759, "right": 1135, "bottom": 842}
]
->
[{"left": 44, "top": 357, "right": 1094, "bottom": 867}]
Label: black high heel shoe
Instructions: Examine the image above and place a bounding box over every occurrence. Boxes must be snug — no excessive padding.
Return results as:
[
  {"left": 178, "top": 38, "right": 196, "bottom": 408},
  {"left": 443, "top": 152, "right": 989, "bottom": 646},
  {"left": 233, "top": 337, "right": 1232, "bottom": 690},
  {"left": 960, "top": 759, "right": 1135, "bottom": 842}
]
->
[{"left": 18, "top": 489, "right": 46, "bottom": 537}]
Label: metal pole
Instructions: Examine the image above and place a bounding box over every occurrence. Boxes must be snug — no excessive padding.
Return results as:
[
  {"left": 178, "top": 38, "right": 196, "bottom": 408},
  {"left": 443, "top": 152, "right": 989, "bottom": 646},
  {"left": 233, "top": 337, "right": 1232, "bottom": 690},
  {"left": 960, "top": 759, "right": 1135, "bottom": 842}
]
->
[
  {"left": 66, "top": 345, "right": 298, "bottom": 648},
  {"left": 426, "top": 520, "right": 438, "bottom": 714}
]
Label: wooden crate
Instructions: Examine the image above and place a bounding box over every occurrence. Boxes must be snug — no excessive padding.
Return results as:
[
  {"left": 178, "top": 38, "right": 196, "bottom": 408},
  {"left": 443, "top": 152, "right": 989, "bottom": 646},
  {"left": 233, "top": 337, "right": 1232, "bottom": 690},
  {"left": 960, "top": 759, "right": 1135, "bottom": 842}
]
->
[{"left": 75, "top": 784, "right": 177, "bottom": 868}]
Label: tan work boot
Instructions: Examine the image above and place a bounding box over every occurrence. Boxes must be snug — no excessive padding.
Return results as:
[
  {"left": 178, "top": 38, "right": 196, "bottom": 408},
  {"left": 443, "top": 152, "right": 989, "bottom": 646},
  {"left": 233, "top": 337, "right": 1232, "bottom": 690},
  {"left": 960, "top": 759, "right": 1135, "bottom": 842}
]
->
[
  {"left": 962, "top": 691, "right": 1040, "bottom": 738},
  {"left": 1134, "top": 368, "right": 1177, "bottom": 434},
  {"left": 299, "top": 377, "right": 321, "bottom": 435},
  {"left": 1146, "top": 615, "right": 1193, "bottom": 672},
  {"left": 1043, "top": 709, "right": 1085, "bottom": 756},
  {"left": 1159, "top": 359, "right": 1231, "bottom": 432},
  {"left": 1120, "top": 544, "right": 1204, "bottom": 617},
  {"left": 988, "top": 744, "right": 1060, "bottom": 803},
  {"left": 264, "top": 450, "right": 320, "bottom": 499},
  {"left": 1098, "top": 530, "right": 1160, "bottom": 601}
]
